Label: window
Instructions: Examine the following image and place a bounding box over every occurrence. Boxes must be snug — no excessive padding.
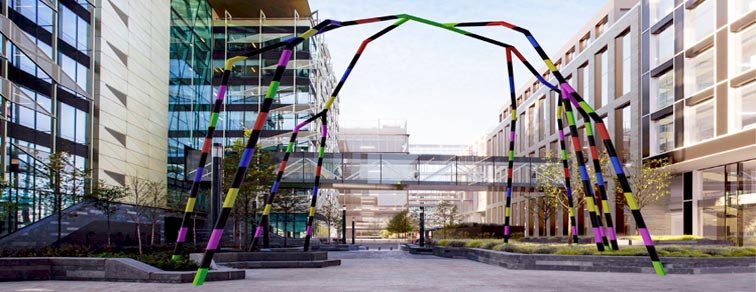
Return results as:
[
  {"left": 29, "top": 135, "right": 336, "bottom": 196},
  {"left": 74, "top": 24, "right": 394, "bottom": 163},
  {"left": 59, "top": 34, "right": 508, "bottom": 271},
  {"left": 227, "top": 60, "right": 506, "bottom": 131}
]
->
[
  {"left": 579, "top": 34, "right": 591, "bottom": 52},
  {"left": 565, "top": 49, "right": 574, "bottom": 64},
  {"left": 651, "top": 115, "right": 674, "bottom": 154},
  {"left": 579, "top": 63, "right": 590, "bottom": 103},
  {"left": 685, "top": 49, "right": 715, "bottom": 95},
  {"left": 685, "top": 100, "right": 715, "bottom": 144},
  {"left": 652, "top": 27, "right": 674, "bottom": 66},
  {"left": 615, "top": 105, "right": 632, "bottom": 162},
  {"left": 730, "top": 25, "right": 755, "bottom": 76},
  {"left": 729, "top": 0, "right": 756, "bottom": 21},
  {"left": 651, "top": 70, "right": 674, "bottom": 110},
  {"left": 651, "top": 0, "right": 675, "bottom": 22},
  {"left": 538, "top": 97, "right": 546, "bottom": 142},
  {"left": 616, "top": 32, "right": 632, "bottom": 97},
  {"left": 731, "top": 82, "right": 756, "bottom": 131},
  {"left": 685, "top": 0, "right": 715, "bottom": 45},
  {"left": 595, "top": 48, "right": 609, "bottom": 108},
  {"left": 595, "top": 17, "right": 608, "bottom": 38}
]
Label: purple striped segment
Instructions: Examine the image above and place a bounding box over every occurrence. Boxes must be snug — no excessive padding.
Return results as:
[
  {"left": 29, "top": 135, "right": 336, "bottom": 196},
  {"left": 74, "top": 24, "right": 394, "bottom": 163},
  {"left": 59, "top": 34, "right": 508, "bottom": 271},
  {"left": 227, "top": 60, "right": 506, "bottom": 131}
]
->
[
  {"left": 571, "top": 226, "right": 578, "bottom": 236},
  {"left": 608, "top": 227, "right": 617, "bottom": 240},
  {"left": 278, "top": 50, "right": 293, "bottom": 66},
  {"left": 254, "top": 226, "right": 263, "bottom": 238},
  {"left": 207, "top": 229, "right": 223, "bottom": 250},
  {"left": 504, "top": 225, "right": 510, "bottom": 235},
  {"left": 592, "top": 228, "right": 601, "bottom": 243},
  {"left": 306, "top": 226, "right": 312, "bottom": 236},
  {"left": 322, "top": 124, "right": 328, "bottom": 137},
  {"left": 177, "top": 227, "right": 188, "bottom": 242},
  {"left": 217, "top": 85, "right": 227, "bottom": 100},
  {"left": 639, "top": 228, "right": 653, "bottom": 246}
]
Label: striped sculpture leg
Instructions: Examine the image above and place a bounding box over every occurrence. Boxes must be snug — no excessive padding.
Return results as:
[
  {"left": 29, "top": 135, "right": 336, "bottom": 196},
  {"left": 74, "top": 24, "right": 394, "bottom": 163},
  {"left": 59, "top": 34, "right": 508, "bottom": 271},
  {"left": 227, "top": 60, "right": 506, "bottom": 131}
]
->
[
  {"left": 502, "top": 48, "right": 517, "bottom": 244},
  {"left": 249, "top": 112, "right": 325, "bottom": 250},
  {"left": 555, "top": 98, "right": 580, "bottom": 245},
  {"left": 192, "top": 34, "right": 310, "bottom": 285},
  {"left": 561, "top": 84, "right": 666, "bottom": 275},
  {"left": 303, "top": 114, "right": 329, "bottom": 251},
  {"left": 172, "top": 56, "right": 246, "bottom": 260},
  {"left": 556, "top": 86, "right": 605, "bottom": 252},
  {"left": 583, "top": 119, "right": 619, "bottom": 250}
]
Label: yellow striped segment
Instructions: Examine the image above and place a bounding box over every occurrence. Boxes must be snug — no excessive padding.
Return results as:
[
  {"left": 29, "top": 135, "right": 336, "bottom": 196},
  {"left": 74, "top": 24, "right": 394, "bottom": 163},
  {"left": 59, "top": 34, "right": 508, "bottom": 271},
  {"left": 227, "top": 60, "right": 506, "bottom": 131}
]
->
[
  {"left": 568, "top": 208, "right": 574, "bottom": 216},
  {"left": 505, "top": 207, "right": 510, "bottom": 217},
  {"left": 263, "top": 204, "right": 272, "bottom": 215},
  {"left": 324, "top": 96, "right": 336, "bottom": 109},
  {"left": 511, "top": 109, "right": 517, "bottom": 120},
  {"left": 586, "top": 197, "right": 595, "bottom": 212},
  {"left": 185, "top": 197, "right": 196, "bottom": 213},
  {"left": 225, "top": 56, "right": 248, "bottom": 70},
  {"left": 602, "top": 200, "right": 610, "bottom": 213},
  {"left": 223, "top": 188, "right": 239, "bottom": 208},
  {"left": 545, "top": 59, "right": 557, "bottom": 71},
  {"left": 300, "top": 28, "right": 318, "bottom": 39},
  {"left": 624, "top": 193, "right": 638, "bottom": 210},
  {"left": 309, "top": 207, "right": 316, "bottom": 217}
]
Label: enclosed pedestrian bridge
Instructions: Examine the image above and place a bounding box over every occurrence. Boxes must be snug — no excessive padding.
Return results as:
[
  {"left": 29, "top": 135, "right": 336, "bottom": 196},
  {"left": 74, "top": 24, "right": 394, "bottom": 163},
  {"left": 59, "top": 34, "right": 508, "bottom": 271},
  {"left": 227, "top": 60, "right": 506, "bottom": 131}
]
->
[{"left": 272, "top": 152, "right": 546, "bottom": 191}]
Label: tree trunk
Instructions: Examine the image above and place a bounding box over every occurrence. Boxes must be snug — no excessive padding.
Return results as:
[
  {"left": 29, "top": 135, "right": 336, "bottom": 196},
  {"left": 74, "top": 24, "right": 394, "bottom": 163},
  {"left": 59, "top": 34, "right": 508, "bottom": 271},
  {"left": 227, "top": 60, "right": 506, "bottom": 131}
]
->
[
  {"left": 327, "top": 224, "right": 332, "bottom": 244},
  {"left": 136, "top": 223, "right": 143, "bottom": 255},
  {"left": 150, "top": 221, "right": 156, "bottom": 246},
  {"left": 56, "top": 172, "right": 62, "bottom": 243},
  {"left": 107, "top": 213, "right": 112, "bottom": 247},
  {"left": 283, "top": 210, "right": 288, "bottom": 247}
]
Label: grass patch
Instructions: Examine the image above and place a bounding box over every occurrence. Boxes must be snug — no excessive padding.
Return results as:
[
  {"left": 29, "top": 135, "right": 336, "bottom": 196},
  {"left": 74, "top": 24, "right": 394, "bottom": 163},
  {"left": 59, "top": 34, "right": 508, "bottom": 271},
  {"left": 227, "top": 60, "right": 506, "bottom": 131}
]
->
[{"left": 435, "top": 239, "right": 756, "bottom": 257}]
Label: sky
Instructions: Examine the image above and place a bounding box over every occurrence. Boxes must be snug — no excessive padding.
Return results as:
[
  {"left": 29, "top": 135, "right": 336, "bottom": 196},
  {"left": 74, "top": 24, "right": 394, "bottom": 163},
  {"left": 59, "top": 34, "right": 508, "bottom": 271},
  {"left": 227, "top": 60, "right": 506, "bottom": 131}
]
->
[{"left": 309, "top": 0, "right": 608, "bottom": 146}]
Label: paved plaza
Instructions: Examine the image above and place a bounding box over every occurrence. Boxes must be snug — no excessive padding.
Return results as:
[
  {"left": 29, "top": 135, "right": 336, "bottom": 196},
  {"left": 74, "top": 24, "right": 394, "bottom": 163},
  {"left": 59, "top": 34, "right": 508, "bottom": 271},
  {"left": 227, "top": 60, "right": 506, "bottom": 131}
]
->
[{"left": 2, "top": 251, "right": 755, "bottom": 292}]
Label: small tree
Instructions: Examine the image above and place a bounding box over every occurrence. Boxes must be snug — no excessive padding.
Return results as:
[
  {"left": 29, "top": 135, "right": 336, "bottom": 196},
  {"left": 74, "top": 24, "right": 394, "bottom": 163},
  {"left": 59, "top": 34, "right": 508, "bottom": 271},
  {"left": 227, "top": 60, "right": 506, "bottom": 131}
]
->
[
  {"left": 224, "top": 132, "right": 276, "bottom": 248},
  {"left": 386, "top": 210, "right": 415, "bottom": 239},
  {"left": 143, "top": 180, "right": 166, "bottom": 246},
  {"left": 534, "top": 151, "right": 611, "bottom": 240},
  {"left": 318, "top": 193, "right": 341, "bottom": 243},
  {"left": 87, "top": 180, "right": 129, "bottom": 247},
  {"left": 128, "top": 176, "right": 149, "bottom": 254},
  {"left": 272, "top": 190, "right": 309, "bottom": 247},
  {"left": 435, "top": 201, "right": 460, "bottom": 239},
  {"left": 37, "top": 151, "right": 90, "bottom": 242},
  {"left": 616, "top": 158, "right": 672, "bottom": 231},
  {"left": 523, "top": 193, "right": 559, "bottom": 236}
]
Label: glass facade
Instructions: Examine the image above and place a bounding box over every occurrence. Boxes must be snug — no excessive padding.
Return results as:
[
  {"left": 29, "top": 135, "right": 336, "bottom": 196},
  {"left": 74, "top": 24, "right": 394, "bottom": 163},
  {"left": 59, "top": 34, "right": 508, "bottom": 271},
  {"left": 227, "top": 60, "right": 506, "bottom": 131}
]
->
[
  {"left": 167, "top": 0, "right": 213, "bottom": 202},
  {"left": 1, "top": 0, "right": 93, "bottom": 235},
  {"left": 167, "top": 5, "right": 338, "bottom": 206},
  {"left": 698, "top": 160, "right": 756, "bottom": 246}
]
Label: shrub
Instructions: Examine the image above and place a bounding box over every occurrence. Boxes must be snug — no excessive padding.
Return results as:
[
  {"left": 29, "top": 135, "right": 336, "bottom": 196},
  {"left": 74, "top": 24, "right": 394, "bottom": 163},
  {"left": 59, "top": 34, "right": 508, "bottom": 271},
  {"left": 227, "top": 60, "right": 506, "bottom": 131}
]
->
[
  {"left": 447, "top": 241, "right": 466, "bottom": 248},
  {"left": 482, "top": 241, "right": 499, "bottom": 250}
]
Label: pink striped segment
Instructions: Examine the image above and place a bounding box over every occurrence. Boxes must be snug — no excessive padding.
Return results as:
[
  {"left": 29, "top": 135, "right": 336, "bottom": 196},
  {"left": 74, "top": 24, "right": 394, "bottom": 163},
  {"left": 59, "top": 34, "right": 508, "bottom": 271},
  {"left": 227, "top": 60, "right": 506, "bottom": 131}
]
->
[{"left": 207, "top": 229, "right": 223, "bottom": 250}]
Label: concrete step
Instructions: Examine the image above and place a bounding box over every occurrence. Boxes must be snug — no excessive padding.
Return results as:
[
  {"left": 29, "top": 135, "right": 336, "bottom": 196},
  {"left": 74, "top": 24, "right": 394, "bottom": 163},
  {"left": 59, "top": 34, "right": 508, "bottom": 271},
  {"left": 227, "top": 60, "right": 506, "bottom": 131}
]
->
[
  {"left": 222, "top": 259, "right": 341, "bottom": 269},
  {"left": 190, "top": 251, "right": 329, "bottom": 263}
]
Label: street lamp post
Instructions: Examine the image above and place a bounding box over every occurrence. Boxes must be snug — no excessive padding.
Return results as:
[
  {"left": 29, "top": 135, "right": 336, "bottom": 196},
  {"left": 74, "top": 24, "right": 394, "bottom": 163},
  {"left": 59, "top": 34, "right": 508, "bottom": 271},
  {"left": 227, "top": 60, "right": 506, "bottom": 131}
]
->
[
  {"left": 351, "top": 217, "right": 355, "bottom": 245},
  {"left": 342, "top": 206, "right": 347, "bottom": 244},
  {"left": 419, "top": 206, "right": 425, "bottom": 247},
  {"left": 210, "top": 143, "right": 223, "bottom": 226}
]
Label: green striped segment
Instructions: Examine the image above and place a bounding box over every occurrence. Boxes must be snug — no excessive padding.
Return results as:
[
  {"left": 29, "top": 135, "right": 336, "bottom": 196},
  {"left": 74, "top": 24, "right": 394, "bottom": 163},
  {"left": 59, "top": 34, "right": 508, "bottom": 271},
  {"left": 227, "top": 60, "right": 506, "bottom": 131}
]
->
[
  {"left": 318, "top": 146, "right": 325, "bottom": 158},
  {"left": 286, "top": 142, "right": 294, "bottom": 153},
  {"left": 508, "top": 150, "right": 514, "bottom": 160},
  {"left": 193, "top": 268, "right": 208, "bottom": 286},
  {"left": 566, "top": 111, "right": 576, "bottom": 126},
  {"left": 652, "top": 261, "right": 666, "bottom": 276},
  {"left": 265, "top": 81, "right": 280, "bottom": 99},
  {"left": 209, "top": 112, "right": 219, "bottom": 127},
  {"left": 585, "top": 122, "right": 593, "bottom": 136}
]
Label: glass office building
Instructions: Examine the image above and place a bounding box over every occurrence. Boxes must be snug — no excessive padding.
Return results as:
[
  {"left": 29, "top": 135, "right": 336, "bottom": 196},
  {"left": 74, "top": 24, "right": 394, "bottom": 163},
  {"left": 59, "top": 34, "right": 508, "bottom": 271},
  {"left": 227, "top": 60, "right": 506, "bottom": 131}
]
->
[
  {"left": 0, "top": 0, "right": 93, "bottom": 235},
  {"left": 168, "top": 1, "right": 338, "bottom": 212}
]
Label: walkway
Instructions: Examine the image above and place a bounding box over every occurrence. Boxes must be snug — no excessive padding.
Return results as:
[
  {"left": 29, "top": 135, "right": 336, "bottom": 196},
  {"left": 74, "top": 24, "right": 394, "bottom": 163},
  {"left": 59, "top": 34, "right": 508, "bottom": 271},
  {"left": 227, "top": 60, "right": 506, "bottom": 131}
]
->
[{"left": 2, "top": 251, "right": 754, "bottom": 292}]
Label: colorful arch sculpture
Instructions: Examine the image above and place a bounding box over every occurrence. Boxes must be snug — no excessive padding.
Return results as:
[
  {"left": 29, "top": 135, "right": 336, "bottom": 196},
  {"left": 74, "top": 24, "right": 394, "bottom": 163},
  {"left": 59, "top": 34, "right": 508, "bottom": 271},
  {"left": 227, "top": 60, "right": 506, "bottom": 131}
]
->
[{"left": 174, "top": 15, "right": 665, "bottom": 285}]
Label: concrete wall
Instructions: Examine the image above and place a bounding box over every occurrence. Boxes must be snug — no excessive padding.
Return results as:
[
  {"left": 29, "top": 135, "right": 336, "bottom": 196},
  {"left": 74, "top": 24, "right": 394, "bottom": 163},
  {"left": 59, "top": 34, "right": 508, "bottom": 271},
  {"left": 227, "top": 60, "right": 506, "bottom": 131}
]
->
[{"left": 93, "top": 0, "right": 170, "bottom": 189}]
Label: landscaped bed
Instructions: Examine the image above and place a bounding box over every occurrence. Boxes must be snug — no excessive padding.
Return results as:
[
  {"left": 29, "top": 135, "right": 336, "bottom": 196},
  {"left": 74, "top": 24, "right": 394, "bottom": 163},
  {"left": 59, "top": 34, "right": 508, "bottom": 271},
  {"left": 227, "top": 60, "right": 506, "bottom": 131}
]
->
[
  {"left": 0, "top": 245, "right": 198, "bottom": 271},
  {"left": 435, "top": 239, "right": 756, "bottom": 257}
]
